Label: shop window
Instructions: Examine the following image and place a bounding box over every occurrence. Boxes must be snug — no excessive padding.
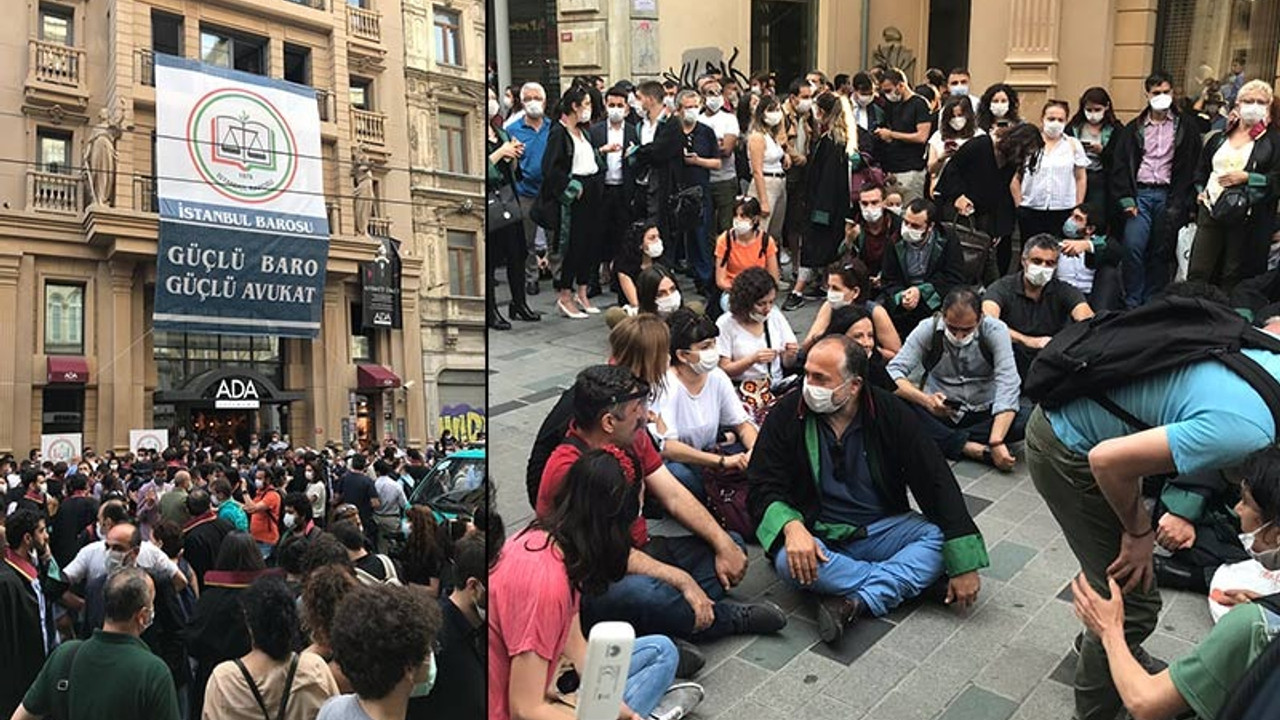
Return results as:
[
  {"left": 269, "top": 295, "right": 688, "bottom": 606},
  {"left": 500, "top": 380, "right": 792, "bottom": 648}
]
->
[
  {"left": 152, "top": 11, "right": 183, "bottom": 57},
  {"left": 200, "top": 26, "right": 267, "bottom": 75},
  {"left": 1155, "top": 0, "right": 1280, "bottom": 103},
  {"left": 434, "top": 7, "right": 463, "bottom": 67},
  {"left": 438, "top": 110, "right": 467, "bottom": 174},
  {"left": 151, "top": 332, "right": 283, "bottom": 392},
  {"left": 37, "top": 128, "right": 72, "bottom": 175},
  {"left": 284, "top": 43, "right": 312, "bottom": 86},
  {"left": 44, "top": 282, "right": 84, "bottom": 355},
  {"left": 40, "top": 4, "right": 73, "bottom": 46},
  {"left": 42, "top": 387, "right": 84, "bottom": 435},
  {"left": 446, "top": 230, "right": 479, "bottom": 297}
]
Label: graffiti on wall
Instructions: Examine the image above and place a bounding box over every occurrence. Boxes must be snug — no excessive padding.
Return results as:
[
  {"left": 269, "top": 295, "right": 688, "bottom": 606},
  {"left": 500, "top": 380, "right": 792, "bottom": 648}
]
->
[
  {"left": 438, "top": 403, "right": 486, "bottom": 443},
  {"left": 872, "top": 27, "right": 917, "bottom": 83},
  {"left": 663, "top": 46, "right": 750, "bottom": 90}
]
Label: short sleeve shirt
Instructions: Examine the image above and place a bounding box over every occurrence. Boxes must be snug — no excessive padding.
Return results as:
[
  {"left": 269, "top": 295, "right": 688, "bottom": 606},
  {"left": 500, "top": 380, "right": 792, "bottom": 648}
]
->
[
  {"left": 679, "top": 122, "right": 720, "bottom": 188},
  {"left": 249, "top": 489, "right": 281, "bottom": 546},
  {"left": 715, "top": 307, "right": 797, "bottom": 384},
  {"left": 983, "top": 275, "right": 1085, "bottom": 341},
  {"left": 715, "top": 231, "right": 776, "bottom": 288},
  {"left": 487, "top": 529, "right": 577, "bottom": 720},
  {"left": 23, "top": 631, "right": 181, "bottom": 720},
  {"left": 880, "top": 96, "right": 932, "bottom": 173},
  {"left": 652, "top": 367, "right": 751, "bottom": 451},
  {"left": 1168, "top": 603, "right": 1280, "bottom": 719},
  {"left": 699, "top": 110, "right": 741, "bottom": 183}
]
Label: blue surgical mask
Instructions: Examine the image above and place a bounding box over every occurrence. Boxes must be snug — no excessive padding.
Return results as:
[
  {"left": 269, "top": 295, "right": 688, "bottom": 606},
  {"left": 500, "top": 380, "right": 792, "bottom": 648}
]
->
[{"left": 1062, "top": 217, "right": 1084, "bottom": 239}]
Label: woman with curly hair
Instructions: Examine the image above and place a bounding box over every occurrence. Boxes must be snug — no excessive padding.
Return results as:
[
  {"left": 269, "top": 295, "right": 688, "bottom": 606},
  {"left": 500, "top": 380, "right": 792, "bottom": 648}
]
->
[
  {"left": 716, "top": 267, "right": 798, "bottom": 385},
  {"left": 302, "top": 564, "right": 358, "bottom": 694},
  {"left": 203, "top": 574, "right": 339, "bottom": 720},
  {"left": 399, "top": 505, "right": 447, "bottom": 596},
  {"left": 976, "top": 82, "right": 1022, "bottom": 133},
  {"left": 490, "top": 448, "right": 698, "bottom": 720}
]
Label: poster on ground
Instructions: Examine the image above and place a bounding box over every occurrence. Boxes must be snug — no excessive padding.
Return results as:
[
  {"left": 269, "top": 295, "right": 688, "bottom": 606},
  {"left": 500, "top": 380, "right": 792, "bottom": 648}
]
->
[
  {"left": 152, "top": 54, "right": 329, "bottom": 338},
  {"left": 41, "top": 433, "right": 82, "bottom": 463},
  {"left": 129, "top": 429, "right": 170, "bottom": 454}
]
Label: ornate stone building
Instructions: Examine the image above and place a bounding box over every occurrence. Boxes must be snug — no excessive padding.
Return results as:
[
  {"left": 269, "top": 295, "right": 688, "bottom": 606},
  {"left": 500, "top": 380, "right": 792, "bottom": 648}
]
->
[{"left": 402, "top": 0, "right": 487, "bottom": 444}]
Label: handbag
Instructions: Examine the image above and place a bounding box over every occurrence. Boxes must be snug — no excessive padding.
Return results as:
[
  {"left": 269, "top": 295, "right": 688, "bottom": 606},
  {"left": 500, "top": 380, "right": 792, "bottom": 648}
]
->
[
  {"left": 668, "top": 184, "right": 705, "bottom": 228},
  {"left": 701, "top": 444, "right": 754, "bottom": 538},
  {"left": 1210, "top": 186, "right": 1250, "bottom": 225},
  {"left": 486, "top": 183, "right": 522, "bottom": 232},
  {"left": 941, "top": 215, "right": 993, "bottom": 286}
]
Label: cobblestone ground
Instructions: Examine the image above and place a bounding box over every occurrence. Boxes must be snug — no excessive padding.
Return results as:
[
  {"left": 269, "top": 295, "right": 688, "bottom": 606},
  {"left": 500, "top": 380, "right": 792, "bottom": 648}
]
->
[{"left": 488, "top": 274, "right": 1211, "bottom": 720}]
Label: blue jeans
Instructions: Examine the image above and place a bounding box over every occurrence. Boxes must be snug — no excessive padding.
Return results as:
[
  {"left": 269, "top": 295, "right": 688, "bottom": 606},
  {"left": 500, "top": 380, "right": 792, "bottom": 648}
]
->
[
  {"left": 622, "top": 635, "right": 679, "bottom": 717},
  {"left": 666, "top": 462, "right": 706, "bottom": 503},
  {"left": 1121, "top": 187, "right": 1168, "bottom": 308},
  {"left": 686, "top": 188, "right": 713, "bottom": 285},
  {"left": 582, "top": 535, "right": 741, "bottom": 641},
  {"left": 772, "top": 512, "right": 944, "bottom": 616}
]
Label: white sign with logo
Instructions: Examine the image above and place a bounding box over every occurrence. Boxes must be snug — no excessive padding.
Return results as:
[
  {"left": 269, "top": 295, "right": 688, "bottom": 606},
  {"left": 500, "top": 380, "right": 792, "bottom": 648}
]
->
[
  {"left": 129, "top": 429, "right": 170, "bottom": 454},
  {"left": 41, "top": 433, "right": 82, "bottom": 463},
  {"left": 214, "top": 377, "right": 262, "bottom": 409}
]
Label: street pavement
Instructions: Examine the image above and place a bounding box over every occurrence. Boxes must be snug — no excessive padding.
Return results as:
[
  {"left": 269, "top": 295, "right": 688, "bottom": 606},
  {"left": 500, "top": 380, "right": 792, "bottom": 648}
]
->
[{"left": 488, "top": 274, "right": 1212, "bottom": 720}]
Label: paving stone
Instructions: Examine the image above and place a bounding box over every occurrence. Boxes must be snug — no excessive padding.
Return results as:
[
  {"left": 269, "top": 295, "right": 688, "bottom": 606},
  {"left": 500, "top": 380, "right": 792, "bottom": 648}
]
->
[
  {"left": 952, "top": 460, "right": 991, "bottom": 479},
  {"left": 1010, "top": 678, "right": 1075, "bottom": 720},
  {"left": 982, "top": 489, "right": 1048, "bottom": 524},
  {"left": 737, "top": 617, "right": 820, "bottom": 671},
  {"left": 797, "top": 694, "right": 864, "bottom": 720},
  {"left": 966, "top": 472, "right": 1023, "bottom": 502},
  {"left": 974, "top": 640, "right": 1065, "bottom": 701},
  {"left": 489, "top": 399, "right": 527, "bottom": 417},
  {"left": 1142, "top": 630, "right": 1197, "bottom": 666},
  {"left": 695, "top": 634, "right": 755, "bottom": 677},
  {"left": 985, "top": 581, "right": 1051, "bottom": 617},
  {"left": 974, "top": 513, "right": 1017, "bottom": 546},
  {"left": 822, "top": 645, "right": 917, "bottom": 710},
  {"left": 1158, "top": 590, "right": 1215, "bottom": 645},
  {"left": 938, "top": 685, "right": 1019, "bottom": 720},
  {"left": 691, "top": 657, "right": 773, "bottom": 719},
  {"left": 518, "top": 385, "right": 570, "bottom": 404},
  {"left": 808, "top": 617, "right": 895, "bottom": 665},
  {"left": 1009, "top": 565, "right": 1076, "bottom": 599},
  {"left": 746, "top": 647, "right": 845, "bottom": 710},
  {"left": 700, "top": 699, "right": 772, "bottom": 720},
  {"left": 1016, "top": 596, "right": 1084, "bottom": 655},
  {"left": 1003, "top": 515, "right": 1063, "bottom": 549},
  {"left": 733, "top": 553, "right": 781, "bottom": 600},
  {"left": 936, "top": 604, "right": 1032, "bottom": 660},
  {"left": 962, "top": 492, "right": 992, "bottom": 517},
  {"left": 1047, "top": 651, "right": 1077, "bottom": 686},
  {"left": 880, "top": 604, "right": 962, "bottom": 662},
  {"left": 981, "top": 541, "right": 1039, "bottom": 582},
  {"left": 752, "top": 580, "right": 807, "bottom": 615}
]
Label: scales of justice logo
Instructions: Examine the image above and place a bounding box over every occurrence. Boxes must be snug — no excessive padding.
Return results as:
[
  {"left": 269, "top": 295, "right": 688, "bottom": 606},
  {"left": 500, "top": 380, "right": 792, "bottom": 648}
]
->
[{"left": 185, "top": 87, "right": 300, "bottom": 204}]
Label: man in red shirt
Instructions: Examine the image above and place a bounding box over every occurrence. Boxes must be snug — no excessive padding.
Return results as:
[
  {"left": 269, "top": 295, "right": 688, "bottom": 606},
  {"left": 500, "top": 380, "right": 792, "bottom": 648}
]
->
[
  {"left": 537, "top": 365, "right": 787, "bottom": 649},
  {"left": 243, "top": 467, "right": 283, "bottom": 560}
]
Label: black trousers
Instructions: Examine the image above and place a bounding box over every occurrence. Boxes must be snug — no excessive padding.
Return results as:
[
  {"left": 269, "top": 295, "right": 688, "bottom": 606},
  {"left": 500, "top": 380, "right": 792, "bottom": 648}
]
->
[
  {"left": 599, "top": 183, "right": 631, "bottom": 268},
  {"left": 555, "top": 173, "right": 604, "bottom": 291}
]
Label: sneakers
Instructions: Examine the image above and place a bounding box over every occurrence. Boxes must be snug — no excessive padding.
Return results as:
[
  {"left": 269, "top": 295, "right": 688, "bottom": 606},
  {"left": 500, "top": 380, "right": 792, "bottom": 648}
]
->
[
  {"left": 802, "top": 283, "right": 827, "bottom": 299},
  {"left": 817, "top": 594, "right": 864, "bottom": 645},
  {"left": 726, "top": 599, "right": 788, "bottom": 635},
  {"left": 781, "top": 293, "right": 806, "bottom": 311},
  {"left": 1072, "top": 632, "right": 1168, "bottom": 674},
  {"left": 673, "top": 638, "right": 706, "bottom": 679},
  {"left": 649, "top": 682, "right": 705, "bottom": 720},
  {"left": 779, "top": 248, "right": 792, "bottom": 265}
]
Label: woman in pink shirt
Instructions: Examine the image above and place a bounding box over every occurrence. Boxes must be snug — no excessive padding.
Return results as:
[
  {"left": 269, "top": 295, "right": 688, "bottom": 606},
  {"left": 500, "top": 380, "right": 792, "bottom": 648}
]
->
[{"left": 489, "top": 448, "right": 700, "bottom": 720}]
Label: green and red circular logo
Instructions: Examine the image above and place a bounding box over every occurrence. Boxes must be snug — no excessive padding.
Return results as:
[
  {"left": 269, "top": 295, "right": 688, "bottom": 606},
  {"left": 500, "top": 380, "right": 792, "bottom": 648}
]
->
[{"left": 186, "top": 87, "right": 299, "bottom": 204}]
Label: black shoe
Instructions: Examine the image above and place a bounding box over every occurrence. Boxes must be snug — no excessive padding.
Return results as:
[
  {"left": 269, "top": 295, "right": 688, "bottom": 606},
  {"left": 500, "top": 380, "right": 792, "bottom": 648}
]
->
[
  {"left": 587, "top": 283, "right": 603, "bottom": 299},
  {"left": 782, "top": 293, "right": 806, "bottom": 311},
  {"left": 673, "top": 638, "right": 706, "bottom": 679},
  {"left": 525, "top": 281, "right": 541, "bottom": 297},
  {"left": 817, "top": 594, "right": 863, "bottom": 645},
  {"left": 726, "top": 599, "right": 787, "bottom": 635},
  {"left": 487, "top": 312, "right": 511, "bottom": 331},
  {"left": 803, "top": 283, "right": 827, "bottom": 299},
  {"left": 509, "top": 303, "right": 542, "bottom": 322}
]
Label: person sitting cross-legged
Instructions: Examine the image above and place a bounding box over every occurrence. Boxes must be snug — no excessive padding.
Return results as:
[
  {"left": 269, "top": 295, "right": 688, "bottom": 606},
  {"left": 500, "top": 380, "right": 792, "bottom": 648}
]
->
[
  {"left": 880, "top": 198, "right": 966, "bottom": 338},
  {"left": 888, "top": 287, "right": 1029, "bottom": 471},
  {"left": 747, "top": 334, "right": 990, "bottom": 645}
]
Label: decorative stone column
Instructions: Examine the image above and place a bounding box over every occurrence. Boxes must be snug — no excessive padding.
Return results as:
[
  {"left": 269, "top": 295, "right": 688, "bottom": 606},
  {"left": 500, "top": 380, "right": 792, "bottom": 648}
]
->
[
  {"left": 1004, "top": 0, "right": 1063, "bottom": 116},
  {"left": 0, "top": 255, "right": 21, "bottom": 454}
]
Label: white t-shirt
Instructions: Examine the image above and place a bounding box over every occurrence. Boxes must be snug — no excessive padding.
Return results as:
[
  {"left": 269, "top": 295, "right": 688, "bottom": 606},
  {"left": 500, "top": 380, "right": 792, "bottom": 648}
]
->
[
  {"left": 1020, "top": 136, "right": 1090, "bottom": 211},
  {"left": 604, "top": 122, "right": 626, "bottom": 185},
  {"left": 569, "top": 128, "right": 599, "bottom": 177},
  {"left": 653, "top": 368, "right": 752, "bottom": 451},
  {"left": 716, "top": 307, "right": 797, "bottom": 384},
  {"left": 699, "top": 111, "right": 741, "bottom": 183},
  {"left": 1056, "top": 252, "right": 1095, "bottom": 294},
  {"left": 1205, "top": 138, "right": 1255, "bottom": 207},
  {"left": 927, "top": 129, "right": 984, "bottom": 174},
  {"left": 63, "top": 539, "right": 179, "bottom": 585}
]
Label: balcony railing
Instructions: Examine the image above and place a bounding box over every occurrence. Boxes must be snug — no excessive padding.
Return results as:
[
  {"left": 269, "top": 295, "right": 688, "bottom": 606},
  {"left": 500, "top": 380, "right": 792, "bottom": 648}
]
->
[
  {"left": 316, "top": 89, "right": 335, "bottom": 122},
  {"left": 134, "top": 176, "right": 157, "bottom": 213},
  {"left": 29, "top": 39, "right": 85, "bottom": 90},
  {"left": 351, "top": 108, "right": 386, "bottom": 146},
  {"left": 28, "top": 170, "right": 81, "bottom": 214},
  {"left": 346, "top": 5, "right": 382, "bottom": 43},
  {"left": 136, "top": 49, "right": 155, "bottom": 87},
  {"left": 366, "top": 216, "right": 391, "bottom": 237}
]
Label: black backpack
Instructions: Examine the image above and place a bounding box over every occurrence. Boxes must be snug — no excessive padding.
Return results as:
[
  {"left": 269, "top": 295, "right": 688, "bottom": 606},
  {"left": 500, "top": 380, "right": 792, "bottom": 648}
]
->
[
  {"left": 719, "top": 231, "right": 772, "bottom": 268},
  {"left": 1024, "top": 297, "right": 1280, "bottom": 433}
]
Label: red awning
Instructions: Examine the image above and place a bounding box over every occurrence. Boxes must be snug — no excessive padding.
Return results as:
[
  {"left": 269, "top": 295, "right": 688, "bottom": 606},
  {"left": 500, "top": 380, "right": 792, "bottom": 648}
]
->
[
  {"left": 357, "top": 364, "right": 401, "bottom": 390},
  {"left": 47, "top": 356, "right": 89, "bottom": 384}
]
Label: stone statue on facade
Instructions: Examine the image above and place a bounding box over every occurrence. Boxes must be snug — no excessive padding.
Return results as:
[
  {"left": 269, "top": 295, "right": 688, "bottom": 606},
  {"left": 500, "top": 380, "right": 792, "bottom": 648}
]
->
[
  {"left": 353, "top": 164, "right": 376, "bottom": 236},
  {"left": 84, "top": 100, "right": 126, "bottom": 207},
  {"left": 872, "top": 27, "right": 917, "bottom": 84}
]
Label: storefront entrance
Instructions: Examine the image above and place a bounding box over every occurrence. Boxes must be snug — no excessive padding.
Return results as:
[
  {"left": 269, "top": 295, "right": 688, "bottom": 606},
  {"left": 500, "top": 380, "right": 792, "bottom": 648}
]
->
[{"left": 155, "top": 369, "right": 304, "bottom": 451}]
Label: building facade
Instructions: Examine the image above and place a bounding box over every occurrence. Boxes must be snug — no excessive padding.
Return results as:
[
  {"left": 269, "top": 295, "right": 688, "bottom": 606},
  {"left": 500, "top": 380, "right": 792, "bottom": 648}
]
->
[
  {"left": 402, "top": 0, "right": 487, "bottom": 446},
  {"left": 0, "top": 0, "right": 430, "bottom": 455},
  {"left": 492, "top": 0, "right": 1280, "bottom": 120}
]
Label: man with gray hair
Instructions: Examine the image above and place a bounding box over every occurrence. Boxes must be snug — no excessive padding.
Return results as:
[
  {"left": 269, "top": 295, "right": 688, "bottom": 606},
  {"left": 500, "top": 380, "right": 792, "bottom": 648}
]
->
[
  {"left": 504, "top": 81, "right": 555, "bottom": 298},
  {"left": 13, "top": 567, "right": 180, "bottom": 720},
  {"left": 983, "top": 233, "right": 1094, "bottom": 379},
  {"left": 674, "top": 88, "right": 720, "bottom": 288}
]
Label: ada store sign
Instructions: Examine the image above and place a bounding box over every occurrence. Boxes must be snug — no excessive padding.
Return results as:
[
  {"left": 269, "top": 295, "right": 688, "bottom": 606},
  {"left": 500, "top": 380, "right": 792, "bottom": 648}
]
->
[
  {"left": 129, "top": 429, "right": 170, "bottom": 454},
  {"left": 41, "top": 433, "right": 82, "bottom": 463},
  {"left": 153, "top": 55, "right": 328, "bottom": 339},
  {"left": 212, "top": 377, "right": 262, "bottom": 409}
]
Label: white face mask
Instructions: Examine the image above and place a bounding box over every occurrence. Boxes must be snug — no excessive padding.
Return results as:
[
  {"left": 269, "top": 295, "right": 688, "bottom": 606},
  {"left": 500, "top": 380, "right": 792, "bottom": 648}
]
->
[
  {"left": 886, "top": 205, "right": 903, "bottom": 216},
  {"left": 663, "top": 96, "right": 677, "bottom": 110},
  {"left": 1148, "top": 93, "right": 1173, "bottom": 112},
  {"left": 886, "top": 91, "right": 902, "bottom": 103},
  {"left": 283, "top": 513, "right": 297, "bottom": 530},
  {"left": 578, "top": 107, "right": 592, "bottom": 123},
  {"left": 855, "top": 94, "right": 874, "bottom": 108},
  {"left": 796, "top": 98, "right": 813, "bottom": 114},
  {"left": 989, "top": 102, "right": 1009, "bottom": 118},
  {"left": 1240, "top": 102, "right": 1269, "bottom": 126},
  {"left": 733, "top": 218, "right": 754, "bottom": 236},
  {"left": 607, "top": 107, "right": 627, "bottom": 124},
  {"left": 1025, "top": 264, "right": 1055, "bottom": 287},
  {"left": 705, "top": 96, "right": 724, "bottom": 112},
  {"left": 1084, "top": 109, "right": 1105, "bottom": 124},
  {"left": 827, "top": 289, "right": 851, "bottom": 308},
  {"left": 1043, "top": 120, "right": 1065, "bottom": 138},
  {"left": 949, "top": 116, "right": 968, "bottom": 132},
  {"left": 690, "top": 349, "right": 720, "bottom": 374},
  {"left": 764, "top": 110, "right": 784, "bottom": 127},
  {"left": 902, "top": 226, "right": 927, "bottom": 245},
  {"left": 862, "top": 205, "right": 883, "bottom": 223},
  {"left": 1240, "top": 522, "right": 1280, "bottom": 570},
  {"left": 655, "top": 290, "right": 682, "bottom": 315},
  {"left": 105, "top": 549, "right": 128, "bottom": 575},
  {"left": 524, "top": 99, "right": 544, "bottom": 118},
  {"left": 488, "top": 99, "right": 500, "bottom": 117},
  {"left": 305, "top": 470, "right": 315, "bottom": 480},
  {"left": 644, "top": 239, "right": 664, "bottom": 258},
  {"left": 749, "top": 310, "right": 769, "bottom": 323},
  {"left": 682, "top": 108, "right": 700, "bottom": 124},
  {"left": 803, "top": 379, "right": 849, "bottom": 414},
  {"left": 950, "top": 84, "right": 969, "bottom": 97},
  {"left": 944, "top": 327, "right": 976, "bottom": 348}
]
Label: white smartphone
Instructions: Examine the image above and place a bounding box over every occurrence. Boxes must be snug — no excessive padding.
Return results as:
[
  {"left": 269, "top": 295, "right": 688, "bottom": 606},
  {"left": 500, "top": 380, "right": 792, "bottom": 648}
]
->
[{"left": 575, "top": 621, "right": 635, "bottom": 720}]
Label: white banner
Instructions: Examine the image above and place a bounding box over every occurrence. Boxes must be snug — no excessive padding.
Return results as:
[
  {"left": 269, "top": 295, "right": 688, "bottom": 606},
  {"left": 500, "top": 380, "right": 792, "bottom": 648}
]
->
[
  {"left": 129, "top": 429, "right": 170, "bottom": 454},
  {"left": 41, "top": 433, "right": 82, "bottom": 463}
]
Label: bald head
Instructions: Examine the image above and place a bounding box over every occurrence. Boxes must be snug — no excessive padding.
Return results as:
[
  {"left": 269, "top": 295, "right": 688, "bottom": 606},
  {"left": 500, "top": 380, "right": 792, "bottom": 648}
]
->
[
  {"left": 106, "top": 522, "right": 142, "bottom": 553},
  {"left": 174, "top": 470, "right": 191, "bottom": 488}
]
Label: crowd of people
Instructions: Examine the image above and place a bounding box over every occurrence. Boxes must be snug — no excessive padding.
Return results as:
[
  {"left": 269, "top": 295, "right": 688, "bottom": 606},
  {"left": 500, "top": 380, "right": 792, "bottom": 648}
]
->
[
  {"left": 488, "top": 59, "right": 1280, "bottom": 720},
  {"left": 1, "top": 433, "right": 493, "bottom": 720}
]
